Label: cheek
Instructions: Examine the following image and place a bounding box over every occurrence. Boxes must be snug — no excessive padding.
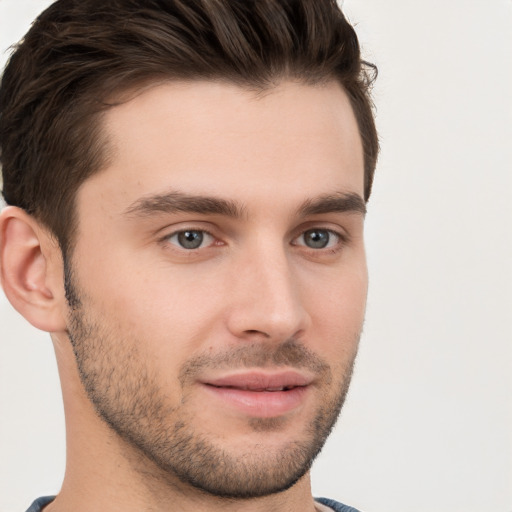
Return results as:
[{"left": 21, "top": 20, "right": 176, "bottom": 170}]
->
[
  {"left": 79, "top": 258, "right": 226, "bottom": 365},
  {"left": 305, "top": 265, "right": 367, "bottom": 351},
  {"left": 338, "top": 270, "right": 368, "bottom": 325}
]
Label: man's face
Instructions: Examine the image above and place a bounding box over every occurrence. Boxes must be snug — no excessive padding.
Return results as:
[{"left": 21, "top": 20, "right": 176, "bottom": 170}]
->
[{"left": 65, "top": 80, "right": 367, "bottom": 498}]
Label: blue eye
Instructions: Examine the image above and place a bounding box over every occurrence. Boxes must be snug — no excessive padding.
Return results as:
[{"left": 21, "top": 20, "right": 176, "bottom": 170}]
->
[
  {"left": 297, "top": 229, "right": 340, "bottom": 249},
  {"left": 168, "top": 230, "right": 213, "bottom": 249}
]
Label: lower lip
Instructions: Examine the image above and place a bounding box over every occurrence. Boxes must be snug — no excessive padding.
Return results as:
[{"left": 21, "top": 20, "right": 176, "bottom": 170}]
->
[{"left": 202, "top": 385, "right": 309, "bottom": 418}]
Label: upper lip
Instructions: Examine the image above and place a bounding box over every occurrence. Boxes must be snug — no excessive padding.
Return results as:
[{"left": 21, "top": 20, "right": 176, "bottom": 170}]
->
[{"left": 202, "top": 371, "right": 313, "bottom": 391}]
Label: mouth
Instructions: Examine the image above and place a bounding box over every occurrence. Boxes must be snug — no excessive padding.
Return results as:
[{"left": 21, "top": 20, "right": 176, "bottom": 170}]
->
[
  {"left": 204, "top": 370, "right": 311, "bottom": 389},
  {"left": 209, "top": 384, "right": 300, "bottom": 391},
  {"left": 200, "top": 371, "right": 312, "bottom": 418}
]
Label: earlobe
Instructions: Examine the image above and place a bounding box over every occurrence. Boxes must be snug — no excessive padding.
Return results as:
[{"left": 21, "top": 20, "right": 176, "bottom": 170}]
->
[{"left": 0, "top": 206, "right": 67, "bottom": 332}]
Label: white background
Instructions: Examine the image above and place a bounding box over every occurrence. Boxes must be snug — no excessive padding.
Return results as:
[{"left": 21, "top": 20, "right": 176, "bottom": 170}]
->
[{"left": 0, "top": 1, "right": 511, "bottom": 511}]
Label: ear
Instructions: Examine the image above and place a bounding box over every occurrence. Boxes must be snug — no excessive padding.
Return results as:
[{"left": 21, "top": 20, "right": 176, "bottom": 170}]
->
[{"left": 0, "top": 206, "right": 68, "bottom": 332}]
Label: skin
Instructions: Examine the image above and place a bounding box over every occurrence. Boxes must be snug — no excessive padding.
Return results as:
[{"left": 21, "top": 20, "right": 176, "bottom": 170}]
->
[{"left": 0, "top": 80, "right": 367, "bottom": 512}]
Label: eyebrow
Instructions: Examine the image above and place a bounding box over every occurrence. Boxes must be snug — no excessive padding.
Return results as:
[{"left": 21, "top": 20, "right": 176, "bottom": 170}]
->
[
  {"left": 297, "top": 192, "right": 367, "bottom": 217},
  {"left": 124, "top": 191, "right": 246, "bottom": 219},
  {"left": 124, "top": 190, "right": 366, "bottom": 219}
]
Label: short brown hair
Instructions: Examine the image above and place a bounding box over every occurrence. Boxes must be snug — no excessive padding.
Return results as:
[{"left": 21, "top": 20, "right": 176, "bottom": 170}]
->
[{"left": 0, "top": 0, "right": 378, "bottom": 255}]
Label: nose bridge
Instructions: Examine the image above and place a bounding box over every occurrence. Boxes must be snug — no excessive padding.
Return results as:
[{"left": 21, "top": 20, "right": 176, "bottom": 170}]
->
[{"left": 227, "top": 236, "right": 309, "bottom": 341}]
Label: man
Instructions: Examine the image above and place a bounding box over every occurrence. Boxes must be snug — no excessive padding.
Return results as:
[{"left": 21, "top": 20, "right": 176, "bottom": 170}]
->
[{"left": 0, "top": 1, "right": 378, "bottom": 511}]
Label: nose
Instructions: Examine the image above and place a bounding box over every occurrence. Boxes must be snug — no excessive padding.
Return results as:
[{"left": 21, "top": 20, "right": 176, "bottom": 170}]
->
[{"left": 225, "top": 242, "right": 311, "bottom": 343}]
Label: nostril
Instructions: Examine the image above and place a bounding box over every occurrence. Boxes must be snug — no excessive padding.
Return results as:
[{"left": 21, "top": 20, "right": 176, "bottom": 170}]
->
[{"left": 244, "top": 329, "right": 270, "bottom": 338}]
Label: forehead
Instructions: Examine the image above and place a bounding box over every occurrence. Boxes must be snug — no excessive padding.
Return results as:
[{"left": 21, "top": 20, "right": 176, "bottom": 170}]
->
[{"left": 79, "top": 80, "right": 364, "bottom": 214}]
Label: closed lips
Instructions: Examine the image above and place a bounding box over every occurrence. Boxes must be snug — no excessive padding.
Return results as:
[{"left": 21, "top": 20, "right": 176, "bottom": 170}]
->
[
  {"left": 208, "top": 384, "right": 302, "bottom": 391},
  {"left": 202, "top": 371, "right": 312, "bottom": 390}
]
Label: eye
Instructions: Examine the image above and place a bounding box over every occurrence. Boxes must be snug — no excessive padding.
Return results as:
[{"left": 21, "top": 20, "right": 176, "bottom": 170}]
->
[
  {"left": 167, "top": 229, "right": 214, "bottom": 250},
  {"left": 294, "top": 229, "right": 341, "bottom": 249}
]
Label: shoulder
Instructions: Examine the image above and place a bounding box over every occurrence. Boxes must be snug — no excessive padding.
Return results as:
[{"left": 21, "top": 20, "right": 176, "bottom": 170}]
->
[
  {"left": 316, "top": 497, "right": 362, "bottom": 512},
  {"left": 25, "top": 496, "right": 55, "bottom": 512}
]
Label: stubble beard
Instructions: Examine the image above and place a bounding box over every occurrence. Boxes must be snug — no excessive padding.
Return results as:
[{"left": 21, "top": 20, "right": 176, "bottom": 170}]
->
[{"left": 64, "top": 269, "right": 359, "bottom": 500}]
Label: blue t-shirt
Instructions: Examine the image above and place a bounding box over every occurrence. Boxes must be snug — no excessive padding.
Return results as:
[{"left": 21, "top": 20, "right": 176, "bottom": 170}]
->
[
  {"left": 25, "top": 496, "right": 54, "bottom": 512},
  {"left": 26, "top": 496, "right": 361, "bottom": 512},
  {"left": 317, "top": 497, "right": 361, "bottom": 512}
]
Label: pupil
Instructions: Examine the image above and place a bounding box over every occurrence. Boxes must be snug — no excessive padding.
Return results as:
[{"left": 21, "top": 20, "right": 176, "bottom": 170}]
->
[
  {"left": 178, "top": 231, "right": 203, "bottom": 249},
  {"left": 305, "top": 229, "right": 329, "bottom": 249}
]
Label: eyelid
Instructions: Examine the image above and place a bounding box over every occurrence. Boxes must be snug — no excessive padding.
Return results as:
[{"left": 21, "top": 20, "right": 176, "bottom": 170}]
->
[
  {"left": 159, "top": 225, "right": 220, "bottom": 250},
  {"left": 157, "top": 222, "right": 350, "bottom": 253},
  {"left": 293, "top": 220, "right": 349, "bottom": 239},
  {"left": 292, "top": 228, "right": 344, "bottom": 246},
  {"left": 169, "top": 230, "right": 215, "bottom": 249}
]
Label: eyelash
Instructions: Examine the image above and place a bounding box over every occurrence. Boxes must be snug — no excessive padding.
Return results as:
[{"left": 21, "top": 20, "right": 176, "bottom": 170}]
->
[
  {"left": 163, "top": 228, "right": 218, "bottom": 251},
  {"left": 160, "top": 226, "right": 349, "bottom": 255},
  {"left": 291, "top": 228, "right": 348, "bottom": 252}
]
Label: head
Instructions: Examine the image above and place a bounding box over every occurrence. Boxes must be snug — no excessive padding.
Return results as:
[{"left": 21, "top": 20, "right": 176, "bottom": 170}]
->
[{"left": 0, "top": 0, "right": 378, "bottom": 503}]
